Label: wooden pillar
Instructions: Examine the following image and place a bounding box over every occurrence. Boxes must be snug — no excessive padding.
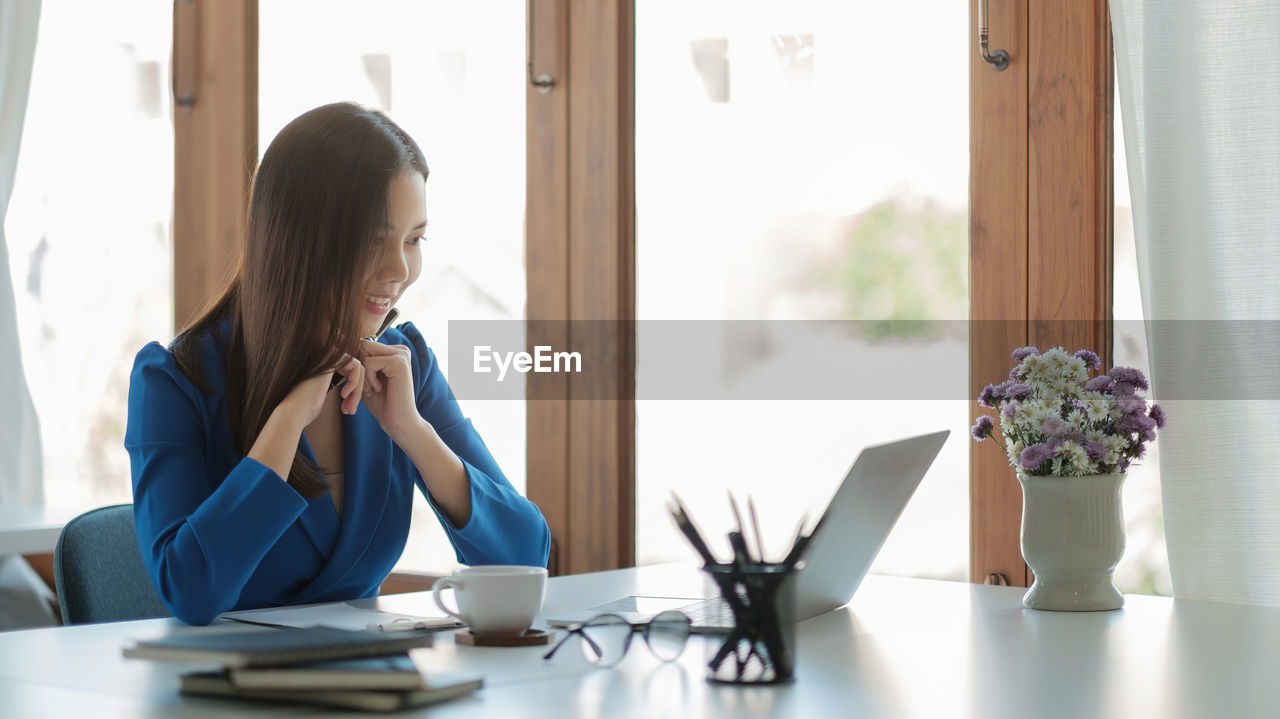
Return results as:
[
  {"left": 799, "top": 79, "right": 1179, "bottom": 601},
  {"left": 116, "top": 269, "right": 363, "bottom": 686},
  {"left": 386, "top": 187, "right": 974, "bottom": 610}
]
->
[
  {"left": 172, "top": 0, "right": 257, "bottom": 332},
  {"left": 969, "top": 0, "right": 1112, "bottom": 585}
]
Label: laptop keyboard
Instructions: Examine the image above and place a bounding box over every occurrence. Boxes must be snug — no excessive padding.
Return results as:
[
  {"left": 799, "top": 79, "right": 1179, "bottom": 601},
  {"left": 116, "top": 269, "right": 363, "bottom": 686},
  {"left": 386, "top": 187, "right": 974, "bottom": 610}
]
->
[{"left": 680, "top": 596, "right": 735, "bottom": 632}]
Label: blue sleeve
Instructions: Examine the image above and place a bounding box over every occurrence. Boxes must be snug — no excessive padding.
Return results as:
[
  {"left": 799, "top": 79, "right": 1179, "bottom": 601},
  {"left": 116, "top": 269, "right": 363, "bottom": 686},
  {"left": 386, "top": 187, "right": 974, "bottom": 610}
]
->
[
  {"left": 397, "top": 323, "right": 551, "bottom": 568},
  {"left": 124, "top": 343, "right": 309, "bottom": 625}
]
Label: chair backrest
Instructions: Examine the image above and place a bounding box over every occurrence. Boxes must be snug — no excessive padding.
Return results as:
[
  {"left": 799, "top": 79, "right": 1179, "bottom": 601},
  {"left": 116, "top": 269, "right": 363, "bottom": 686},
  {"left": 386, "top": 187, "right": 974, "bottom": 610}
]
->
[{"left": 53, "top": 504, "right": 168, "bottom": 625}]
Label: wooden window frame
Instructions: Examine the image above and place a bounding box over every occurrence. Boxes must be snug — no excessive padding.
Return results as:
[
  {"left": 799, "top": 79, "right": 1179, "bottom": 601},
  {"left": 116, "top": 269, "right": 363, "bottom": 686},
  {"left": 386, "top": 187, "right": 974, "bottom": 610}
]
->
[
  {"left": 176, "top": 0, "right": 1111, "bottom": 581},
  {"left": 526, "top": 0, "right": 635, "bottom": 576},
  {"left": 172, "top": 0, "right": 258, "bottom": 330},
  {"left": 969, "top": 0, "right": 1113, "bottom": 585}
]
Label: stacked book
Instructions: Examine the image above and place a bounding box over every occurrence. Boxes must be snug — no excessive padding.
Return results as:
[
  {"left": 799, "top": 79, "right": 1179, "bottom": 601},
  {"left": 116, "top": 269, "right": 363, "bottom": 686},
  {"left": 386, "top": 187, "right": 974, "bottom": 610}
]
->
[{"left": 124, "top": 625, "right": 482, "bottom": 712}]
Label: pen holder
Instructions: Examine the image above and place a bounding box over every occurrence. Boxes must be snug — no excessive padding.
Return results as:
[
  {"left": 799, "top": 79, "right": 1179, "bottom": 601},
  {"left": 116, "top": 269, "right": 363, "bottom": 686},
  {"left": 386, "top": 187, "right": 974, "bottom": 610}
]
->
[{"left": 703, "top": 563, "right": 799, "bottom": 685}]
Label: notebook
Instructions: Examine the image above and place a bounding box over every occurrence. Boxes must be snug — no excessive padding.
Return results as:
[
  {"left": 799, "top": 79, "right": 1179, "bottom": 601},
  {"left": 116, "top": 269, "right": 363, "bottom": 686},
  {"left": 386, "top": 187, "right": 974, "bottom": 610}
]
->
[
  {"left": 220, "top": 601, "right": 460, "bottom": 633},
  {"left": 180, "top": 670, "right": 482, "bottom": 712},
  {"left": 122, "top": 626, "right": 436, "bottom": 668},
  {"left": 548, "top": 430, "right": 950, "bottom": 634},
  {"left": 229, "top": 654, "right": 427, "bottom": 691}
]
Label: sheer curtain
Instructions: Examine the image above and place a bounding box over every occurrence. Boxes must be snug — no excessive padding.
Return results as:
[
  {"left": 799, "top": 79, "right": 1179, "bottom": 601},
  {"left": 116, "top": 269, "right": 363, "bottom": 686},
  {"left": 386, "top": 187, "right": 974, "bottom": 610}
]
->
[
  {"left": 1111, "top": 1, "right": 1280, "bottom": 605},
  {"left": 0, "top": 0, "right": 43, "bottom": 505},
  {"left": 1, "top": 0, "right": 57, "bottom": 630}
]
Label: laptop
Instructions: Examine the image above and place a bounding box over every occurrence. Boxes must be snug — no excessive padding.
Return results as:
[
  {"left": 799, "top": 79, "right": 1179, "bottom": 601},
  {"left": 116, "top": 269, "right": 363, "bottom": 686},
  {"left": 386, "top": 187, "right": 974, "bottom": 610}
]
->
[{"left": 547, "top": 430, "right": 951, "bottom": 634}]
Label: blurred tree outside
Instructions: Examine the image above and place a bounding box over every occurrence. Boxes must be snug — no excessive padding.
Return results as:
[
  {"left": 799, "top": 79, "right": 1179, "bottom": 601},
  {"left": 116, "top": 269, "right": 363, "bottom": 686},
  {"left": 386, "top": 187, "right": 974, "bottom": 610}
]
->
[{"left": 808, "top": 196, "right": 968, "bottom": 339}]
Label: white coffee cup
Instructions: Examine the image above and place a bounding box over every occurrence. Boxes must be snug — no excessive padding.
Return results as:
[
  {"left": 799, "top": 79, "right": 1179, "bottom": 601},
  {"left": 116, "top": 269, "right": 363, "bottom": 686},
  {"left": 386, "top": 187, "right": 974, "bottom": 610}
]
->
[{"left": 432, "top": 565, "right": 548, "bottom": 636}]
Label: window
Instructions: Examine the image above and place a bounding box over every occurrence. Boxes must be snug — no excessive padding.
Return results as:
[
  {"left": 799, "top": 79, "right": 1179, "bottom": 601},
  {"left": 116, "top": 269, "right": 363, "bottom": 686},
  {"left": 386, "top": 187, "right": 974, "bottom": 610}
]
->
[
  {"left": 184, "top": 1, "right": 1115, "bottom": 580},
  {"left": 258, "top": 0, "right": 528, "bottom": 574},
  {"left": 634, "top": 1, "right": 969, "bottom": 579},
  {"left": 5, "top": 1, "right": 173, "bottom": 508}
]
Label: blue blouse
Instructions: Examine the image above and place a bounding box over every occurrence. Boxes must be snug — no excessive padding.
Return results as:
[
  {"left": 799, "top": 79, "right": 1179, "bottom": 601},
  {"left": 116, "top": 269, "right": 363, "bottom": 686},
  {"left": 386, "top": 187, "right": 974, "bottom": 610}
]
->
[{"left": 125, "top": 321, "right": 550, "bottom": 625}]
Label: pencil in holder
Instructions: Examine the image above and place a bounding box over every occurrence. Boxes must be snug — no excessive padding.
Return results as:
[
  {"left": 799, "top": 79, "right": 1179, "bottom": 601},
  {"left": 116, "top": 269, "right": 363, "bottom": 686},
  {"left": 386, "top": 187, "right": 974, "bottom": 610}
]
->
[{"left": 703, "top": 562, "right": 799, "bottom": 685}]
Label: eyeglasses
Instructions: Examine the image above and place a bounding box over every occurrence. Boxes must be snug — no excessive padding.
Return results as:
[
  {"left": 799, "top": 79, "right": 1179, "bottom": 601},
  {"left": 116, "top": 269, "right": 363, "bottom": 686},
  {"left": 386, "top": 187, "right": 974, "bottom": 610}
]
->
[{"left": 543, "top": 611, "right": 692, "bottom": 668}]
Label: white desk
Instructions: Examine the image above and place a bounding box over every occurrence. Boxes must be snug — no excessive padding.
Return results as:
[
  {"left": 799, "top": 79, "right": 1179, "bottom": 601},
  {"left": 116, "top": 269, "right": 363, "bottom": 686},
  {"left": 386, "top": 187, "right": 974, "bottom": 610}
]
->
[
  {"left": 0, "top": 505, "right": 82, "bottom": 555},
  {"left": 0, "top": 563, "right": 1276, "bottom": 718}
]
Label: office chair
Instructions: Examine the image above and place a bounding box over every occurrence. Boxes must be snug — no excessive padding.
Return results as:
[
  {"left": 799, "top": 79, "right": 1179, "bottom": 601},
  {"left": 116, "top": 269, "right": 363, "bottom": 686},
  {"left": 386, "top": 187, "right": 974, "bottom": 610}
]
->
[{"left": 53, "top": 504, "right": 168, "bottom": 624}]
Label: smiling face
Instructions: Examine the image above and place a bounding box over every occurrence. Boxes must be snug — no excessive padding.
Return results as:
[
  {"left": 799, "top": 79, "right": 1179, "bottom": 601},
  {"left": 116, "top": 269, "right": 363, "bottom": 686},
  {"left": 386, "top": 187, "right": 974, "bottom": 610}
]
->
[{"left": 361, "top": 170, "right": 427, "bottom": 338}]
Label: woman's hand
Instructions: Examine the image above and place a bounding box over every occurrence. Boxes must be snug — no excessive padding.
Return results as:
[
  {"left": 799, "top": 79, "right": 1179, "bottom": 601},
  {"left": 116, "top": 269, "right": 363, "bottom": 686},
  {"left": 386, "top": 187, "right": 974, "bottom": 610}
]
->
[
  {"left": 248, "top": 356, "right": 365, "bottom": 481},
  {"left": 358, "top": 339, "right": 471, "bottom": 525},
  {"left": 357, "top": 340, "right": 422, "bottom": 443},
  {"left": 280, "top": 354, "right": 367, "bottom": 425}
]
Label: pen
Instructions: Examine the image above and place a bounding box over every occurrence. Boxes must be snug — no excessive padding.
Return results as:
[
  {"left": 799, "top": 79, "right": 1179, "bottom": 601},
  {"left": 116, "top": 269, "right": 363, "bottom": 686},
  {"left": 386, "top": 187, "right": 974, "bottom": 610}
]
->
[
  {"left": 780, "top": 512, "right": 810, "bottom": 568},
  {"left": 782, "top": 533, "right": 811, "bottom": 569},
  {"left": 368, "top": 620, "right": 428, "bottom": 633},
  {"left": 330, "top": 307, "right": 399, "bottom": 390},
  {"left": 669, "top": 494, "right": 719, "bottom": 566},
  {"left": 727, "top": 530, "right": 751, "bottom": 569},
  {"left": 728, "top": 493, "right": 753, "bottom": 563},
  {"left": 367, "top": 616, "right": 459, "bottom": 632},
  {"left": 747, "top": 496, "right": 766, "bottom": 564}
]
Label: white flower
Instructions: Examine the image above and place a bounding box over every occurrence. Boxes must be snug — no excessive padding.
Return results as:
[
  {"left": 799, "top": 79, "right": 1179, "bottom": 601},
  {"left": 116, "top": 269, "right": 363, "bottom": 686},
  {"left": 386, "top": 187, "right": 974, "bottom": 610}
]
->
[
  {"left": 1066, "top": 409, "right": 1087, "bottom": 428},
  {"left": 1066, "top": 356, "right": 1089, "bottom": 382},
  {"left": 1083, "top": 398, "right": 1111, "bottom": 422},
  {"left": 1056, "top": 441, "right": 1092, "bottom": 475},
  {"left": 1032, "top": 404, "right": 1059, "bottom": 424},
  {"left": 1072, "top": 455, "right": 1097, "bottom": 475},
  {"left": 1029, "top": 380, "right": 1057, "bottom": 398},
  {"left": 1058, "top": 440, "right": 1084, "bottom": 457},
  {"left": 1023, "top": 357, "right": 1048, "bottom": 383},
  {"left": 1085, "top": 428, "right": 1104, "bottom": 443},
  {"left": 1052, "top": 379, "right": 1082, "bottom": 399},
  {"left": 1005, "top": 438, "right": 1025, "bottom": 465},
  {"left": 1042, "top": 348, "right": 1072, "bottom": 373}
]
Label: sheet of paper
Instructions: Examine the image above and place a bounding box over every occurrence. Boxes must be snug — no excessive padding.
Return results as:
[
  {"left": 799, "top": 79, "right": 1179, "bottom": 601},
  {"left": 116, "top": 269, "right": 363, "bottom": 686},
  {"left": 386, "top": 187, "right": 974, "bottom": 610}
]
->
[{"left": 220, "top": 599, "right": 459, "bottom": 632}]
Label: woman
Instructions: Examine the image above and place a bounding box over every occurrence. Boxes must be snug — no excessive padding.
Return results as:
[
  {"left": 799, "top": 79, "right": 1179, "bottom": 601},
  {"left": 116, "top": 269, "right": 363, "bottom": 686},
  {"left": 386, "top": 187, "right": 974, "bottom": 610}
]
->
[{"left": 125, "top": 103, "right": 550, "bottom": 625}]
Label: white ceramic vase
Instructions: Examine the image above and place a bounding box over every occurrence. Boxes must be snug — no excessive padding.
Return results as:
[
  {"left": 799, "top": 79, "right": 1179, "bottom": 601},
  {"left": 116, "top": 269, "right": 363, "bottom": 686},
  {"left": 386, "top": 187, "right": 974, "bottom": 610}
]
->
[{"left": 1018, "top": 471, "right": 1126, "bottom": 611}]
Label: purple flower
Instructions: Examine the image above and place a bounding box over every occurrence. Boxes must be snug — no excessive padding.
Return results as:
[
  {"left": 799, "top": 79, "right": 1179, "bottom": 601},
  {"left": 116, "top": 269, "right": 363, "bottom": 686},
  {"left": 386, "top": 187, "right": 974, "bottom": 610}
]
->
[
  {"left": 1004, "top": 383, "right": 1034, "bottom": 401},
  {"left": 1019, "top": 444, "right": 1054, "bottom": 471},
  {"left": 1065, "top": 429, "right": 1086, "bottom": 444},
  {"left": 1011, "top": 346, "right": 1041, "bottom": 361},
  {"left": 1117, "top": 396, "right": 1147, "bottom": 416},
  {"left": 978, "top": 384, "right": 998, "bottom": 408},
  {"left": 1084, "top": 375, "right": 1114, "bottom": 393},
  {"left": 1109, "top": 366, "right": 1150, "bottom": 392},
  {"left": 1044, "top": 438, "right": 1063, "bottom": 452},
  {"left": 1085, "top": 441, "right": 1107, "bottom": 460},
  {"left": 1002, "top": 403, "right": 1018, "bottom": 420},
  {"left": 1041, "top": 417, "right": 1068, "bottom": 436},
  {"left": 1120, "top": 413, "right": 1157, "bottom": 434},
  {"left": 1009, "top": 366, "right": 1022, "bottom": 381},
  {"left": 1074, "top": 349, "right": 1102, "bottom": 371},
  {"left": 1149, "top": 404, "right": 1166, "bottom": 429},
  {"left": 971, "top": 415, "right": 995, "bottom": 441}
]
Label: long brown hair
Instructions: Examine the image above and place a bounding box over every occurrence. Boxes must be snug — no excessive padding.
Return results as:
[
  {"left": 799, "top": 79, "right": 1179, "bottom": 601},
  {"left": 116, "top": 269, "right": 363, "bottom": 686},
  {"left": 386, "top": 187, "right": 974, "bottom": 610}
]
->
[{"left": 173, "top": 103, "right": 429, "bottom": 497}]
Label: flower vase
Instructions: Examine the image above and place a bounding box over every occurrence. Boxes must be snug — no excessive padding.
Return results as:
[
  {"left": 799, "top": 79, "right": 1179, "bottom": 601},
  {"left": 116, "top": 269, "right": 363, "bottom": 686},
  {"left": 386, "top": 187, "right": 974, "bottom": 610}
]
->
[{"left": 1018, "top": 471, "right": 1126, "bottom": 611}]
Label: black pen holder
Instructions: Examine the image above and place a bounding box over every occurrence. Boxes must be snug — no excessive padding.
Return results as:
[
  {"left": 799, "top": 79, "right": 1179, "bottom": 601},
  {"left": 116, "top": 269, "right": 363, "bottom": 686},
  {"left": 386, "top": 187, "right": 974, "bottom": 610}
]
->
[{"left": 703, "top": 563, "right": 799, "bottom": 685}]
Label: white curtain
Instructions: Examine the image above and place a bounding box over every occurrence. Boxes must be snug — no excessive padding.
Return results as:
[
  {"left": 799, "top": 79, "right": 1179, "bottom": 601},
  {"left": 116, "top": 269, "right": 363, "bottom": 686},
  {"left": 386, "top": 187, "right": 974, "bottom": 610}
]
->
[
  {"left": 0, "top": 0, "right": 57, "bottom": 631},
  {"left": 1, "top": 0, "right": 44, "bottom": 507},
  {"left": 1111, "top": 1, "right": 1280, "bottom": 604}
]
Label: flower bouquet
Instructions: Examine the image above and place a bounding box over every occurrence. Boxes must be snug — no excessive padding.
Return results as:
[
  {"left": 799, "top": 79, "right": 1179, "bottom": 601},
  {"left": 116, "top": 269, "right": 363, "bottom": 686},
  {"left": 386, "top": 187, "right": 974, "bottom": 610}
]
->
[
  {"left": 970, "top": 346, "right": 1165, "bottom": 611},
  {"left": 971, "top": 346, "right": 1164, "bottom": 476}
]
